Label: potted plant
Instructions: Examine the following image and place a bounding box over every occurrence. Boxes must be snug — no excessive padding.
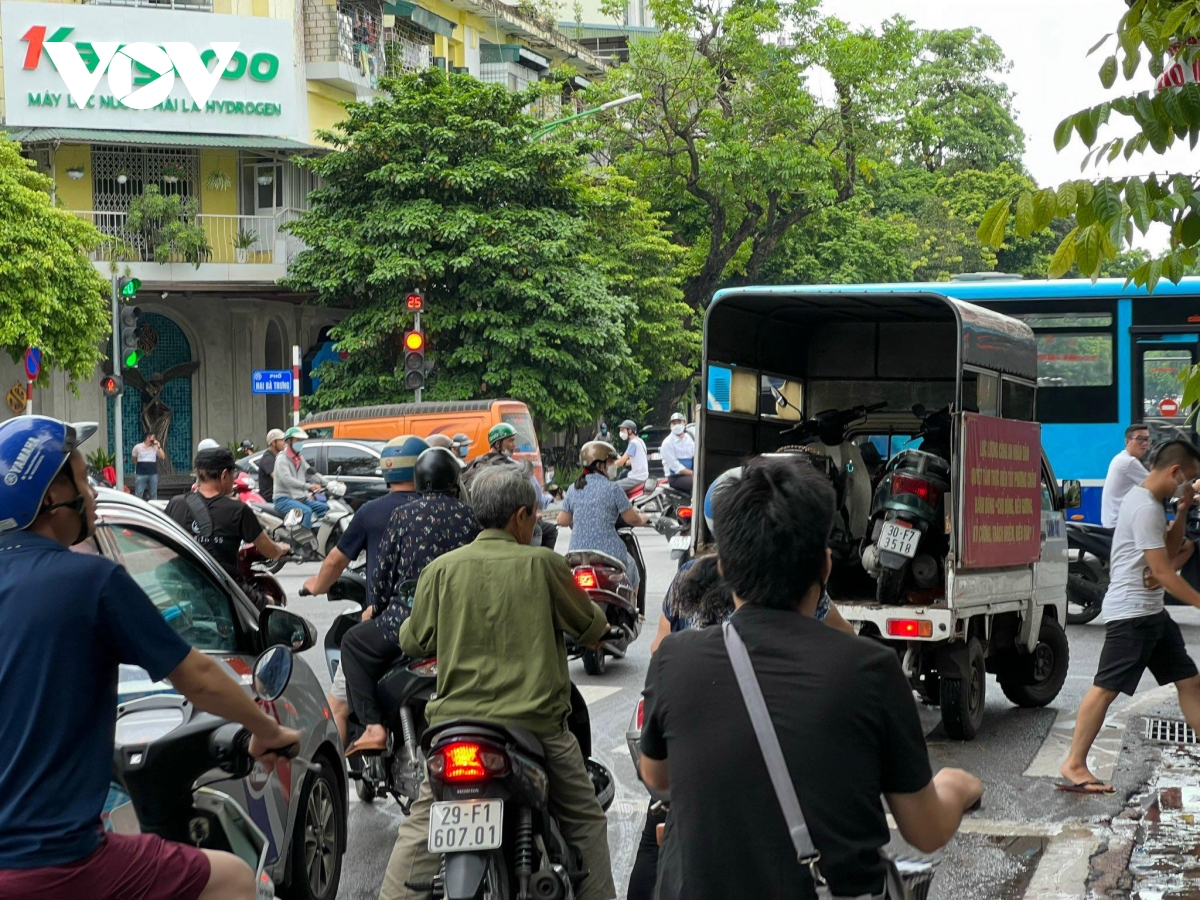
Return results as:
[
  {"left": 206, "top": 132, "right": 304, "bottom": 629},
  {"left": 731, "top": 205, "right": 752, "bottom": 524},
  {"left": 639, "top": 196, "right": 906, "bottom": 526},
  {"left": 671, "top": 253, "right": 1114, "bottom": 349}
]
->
[
  {"left": 161, "top": 163, "right": 187, "bottom": 185},
  {"left": 66, "top": 165, "right": 84, "bottom": 180},
  {"left": 204, "top": 168, "right": 232, "bottom": 191},
  {"left": 232, "top": 226, "right": 258, "bottom": 263},
  {"left": 256, "top": 170, "right": 275, "bottom": 187},
  {"left": 126, "top": 186, "right": 213, "bottom": 269},
  {"left": 115, "top": 168, "right": 130, "bottom": 185}
]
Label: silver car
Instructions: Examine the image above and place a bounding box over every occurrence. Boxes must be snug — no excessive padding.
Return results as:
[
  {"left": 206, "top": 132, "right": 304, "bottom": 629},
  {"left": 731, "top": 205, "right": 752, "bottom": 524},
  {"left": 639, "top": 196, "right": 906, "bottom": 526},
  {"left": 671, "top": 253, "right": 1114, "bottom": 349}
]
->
[{"left": 89, "top": 490, "right": 347, "bottom": 900}]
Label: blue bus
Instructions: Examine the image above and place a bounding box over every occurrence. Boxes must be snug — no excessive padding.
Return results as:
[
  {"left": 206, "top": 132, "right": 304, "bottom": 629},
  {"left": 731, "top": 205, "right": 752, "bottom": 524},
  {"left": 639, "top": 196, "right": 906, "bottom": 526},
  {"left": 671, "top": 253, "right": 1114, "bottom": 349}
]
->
[{"left": 708, "top": 276, "right": 1200, "bottom": 523}]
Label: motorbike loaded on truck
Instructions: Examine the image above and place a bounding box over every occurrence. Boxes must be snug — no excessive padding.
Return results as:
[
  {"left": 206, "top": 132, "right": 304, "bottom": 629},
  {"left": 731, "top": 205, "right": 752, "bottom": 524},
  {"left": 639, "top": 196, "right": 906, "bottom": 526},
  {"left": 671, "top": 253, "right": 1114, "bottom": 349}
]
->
[{"left": 693, "top": 287, "right": 1081, "bottom": 739}]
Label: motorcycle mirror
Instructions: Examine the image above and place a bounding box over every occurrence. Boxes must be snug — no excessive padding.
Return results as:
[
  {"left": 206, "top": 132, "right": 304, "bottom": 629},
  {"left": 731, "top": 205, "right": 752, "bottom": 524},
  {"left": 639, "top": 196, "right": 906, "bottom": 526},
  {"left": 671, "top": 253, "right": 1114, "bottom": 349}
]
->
[
  {"left": 769, "top": 384, "right": 792, "bottom": 409},
  {"left": 252, "top": 645, "right": 294, "bottom": 702},
  {"left": 283, "top": 508, "right": 304, "bottom": 528}
]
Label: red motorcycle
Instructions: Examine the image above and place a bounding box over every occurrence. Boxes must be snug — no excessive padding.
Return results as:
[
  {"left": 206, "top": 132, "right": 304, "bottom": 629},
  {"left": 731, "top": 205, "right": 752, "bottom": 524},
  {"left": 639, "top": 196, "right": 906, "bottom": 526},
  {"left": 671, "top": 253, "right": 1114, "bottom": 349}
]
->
[
  {"left": 237, "top": 544, "right": 287, "bottom": 609},
  {"left": 565, "top": 527, "right": 646, "bottom": 675}
]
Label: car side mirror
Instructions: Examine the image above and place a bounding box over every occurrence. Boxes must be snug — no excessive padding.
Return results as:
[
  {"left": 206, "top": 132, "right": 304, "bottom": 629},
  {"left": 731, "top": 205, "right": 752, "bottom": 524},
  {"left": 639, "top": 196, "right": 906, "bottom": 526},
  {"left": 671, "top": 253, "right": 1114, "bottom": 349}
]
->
[
  {"left": 259, "top": 606, "right": 317, "bottom": 653},
  {"left": 1061, "top": 480, "right": 1082, "bottom": 510},
  {"left": 252, "top": 645, "right": 294, "bottom": 702}
]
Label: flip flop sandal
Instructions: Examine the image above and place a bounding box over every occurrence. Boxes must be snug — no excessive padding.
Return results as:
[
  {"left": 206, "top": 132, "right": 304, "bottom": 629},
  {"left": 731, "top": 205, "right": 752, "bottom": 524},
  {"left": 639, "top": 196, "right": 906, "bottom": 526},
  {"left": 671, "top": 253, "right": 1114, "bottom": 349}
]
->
[
  {"left": 345, "top": 737, "right": 387, "bottom": 757},
  {"left": 1055, "top": 780, "right": 1115, "bottom": 794}
]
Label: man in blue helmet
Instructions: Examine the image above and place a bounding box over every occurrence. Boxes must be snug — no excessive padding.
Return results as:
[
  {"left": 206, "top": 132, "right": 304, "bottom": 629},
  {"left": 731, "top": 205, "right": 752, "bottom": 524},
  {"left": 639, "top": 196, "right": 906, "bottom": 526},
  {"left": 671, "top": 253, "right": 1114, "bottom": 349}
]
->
[
  {"left": 302, "top": 434, "right": 429, "bottom": 744},
  {"left": 0, "top": 417, "right": 300, "bottom": 900}
]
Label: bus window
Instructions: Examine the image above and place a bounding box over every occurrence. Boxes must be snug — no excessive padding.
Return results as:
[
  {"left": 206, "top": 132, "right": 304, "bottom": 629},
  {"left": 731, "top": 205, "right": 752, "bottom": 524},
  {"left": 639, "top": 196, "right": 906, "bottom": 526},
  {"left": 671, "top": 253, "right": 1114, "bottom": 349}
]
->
[
  {"left": 1143, "top": 349, "right": 1189, "bottom": 418},
  {"left": 964, "top": 370, "right": 999, "bottom": 415},
  {"left": 759, "top": 375, "right": 801, "bottom": 421},
  {"left": 1035, "top": 333, "right": 1113, "bottom": 387}
]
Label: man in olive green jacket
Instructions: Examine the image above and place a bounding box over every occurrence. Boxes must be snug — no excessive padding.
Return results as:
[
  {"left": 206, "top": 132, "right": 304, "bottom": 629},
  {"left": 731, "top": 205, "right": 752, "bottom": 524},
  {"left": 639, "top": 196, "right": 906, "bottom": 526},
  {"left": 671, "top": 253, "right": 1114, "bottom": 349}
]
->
[{"left": 379, "top": 467, "right": 615, "bottom": 900}]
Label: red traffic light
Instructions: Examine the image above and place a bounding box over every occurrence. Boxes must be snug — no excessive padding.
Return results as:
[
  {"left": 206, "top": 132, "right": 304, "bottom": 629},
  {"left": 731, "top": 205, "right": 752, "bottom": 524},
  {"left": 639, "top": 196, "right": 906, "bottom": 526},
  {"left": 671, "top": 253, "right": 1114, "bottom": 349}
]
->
[
  {"left": 100, "top": 375, "right": 123, "bottom": 398},
  {"left": 405, "top": 293, "right": 424, "bottom": 311},
  {"left": 404, "top": 331, "right": 425, "bottom": 352}
]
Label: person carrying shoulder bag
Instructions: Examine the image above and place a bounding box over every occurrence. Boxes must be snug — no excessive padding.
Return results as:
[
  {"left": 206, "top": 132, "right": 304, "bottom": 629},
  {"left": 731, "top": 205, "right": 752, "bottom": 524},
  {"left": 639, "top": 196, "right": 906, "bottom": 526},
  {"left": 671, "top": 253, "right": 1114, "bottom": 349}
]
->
[{"left": 638, "top": 456, "right": 982, "bottom": 900}]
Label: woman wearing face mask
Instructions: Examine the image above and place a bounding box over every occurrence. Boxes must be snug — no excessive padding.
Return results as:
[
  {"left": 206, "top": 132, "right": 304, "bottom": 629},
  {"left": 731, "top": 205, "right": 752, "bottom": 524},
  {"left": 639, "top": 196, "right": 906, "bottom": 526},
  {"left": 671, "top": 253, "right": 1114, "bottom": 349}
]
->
[
  {"left": 557, "top": 441, "right": 649, "bottom": 591},
  {"left": 659, "top": 412, "right": 696, "bottom": 496}
]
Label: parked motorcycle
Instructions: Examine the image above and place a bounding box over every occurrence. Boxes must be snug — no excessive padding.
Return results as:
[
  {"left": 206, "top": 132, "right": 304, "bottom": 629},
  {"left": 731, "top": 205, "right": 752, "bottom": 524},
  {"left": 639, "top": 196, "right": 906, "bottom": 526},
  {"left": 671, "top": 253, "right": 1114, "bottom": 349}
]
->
[
  {"left": 419, "top": 705, "right": 616, "bottom": 900},
  {"left": 308, "top": 574, "right": 433, "bottom": 812},
  {"left": 109, "top": 647, "right": 311, "bottom": 900},
  {"left": 1065, "top": 522, "right": 1111, "bottom": 625},
  {"left": 248, "top": 480, "right": 353, "bottom": 573},
  {"left": 565, "top": 526, "right": 647, "bottom": 675},
  {"left": 777, "top": 398, "right": 888, "bottom": 563},
  {"left": 861, "top": 405, "right": 953, "bottom": 605}
]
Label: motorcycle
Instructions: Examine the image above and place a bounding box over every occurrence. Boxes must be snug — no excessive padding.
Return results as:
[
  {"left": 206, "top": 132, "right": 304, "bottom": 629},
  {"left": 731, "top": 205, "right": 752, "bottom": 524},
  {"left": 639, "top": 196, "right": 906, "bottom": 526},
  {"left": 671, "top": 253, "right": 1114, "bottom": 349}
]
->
[
  {"left": 249, "top": 480, "right": 354, "bottom": 573},
  {"left": 776, "top": 398, "right": 889, "bottom": 564},
  {"left": 308, "top": 574, "right": 434, "bottom": 812},
  {"left": 565, "top": 526, "right": 647, "bottom": 676},
  {"left": 419, "top": 704, "right": 616, "bottom": 900},
  {"left": 233, "top": 470, "right": 267, "bottom": 505},
  {"left": 237, "top": 543, "right": 288, "bottom": 609},
  {"left": 109, "top": 647, "right": 311, "bottom": 900},
  {"left": 1065, "top": 522, "right": 1111, "bottom": 625},
  {"left": 861, "top": 405, "right": 953, "bottom": 605}
]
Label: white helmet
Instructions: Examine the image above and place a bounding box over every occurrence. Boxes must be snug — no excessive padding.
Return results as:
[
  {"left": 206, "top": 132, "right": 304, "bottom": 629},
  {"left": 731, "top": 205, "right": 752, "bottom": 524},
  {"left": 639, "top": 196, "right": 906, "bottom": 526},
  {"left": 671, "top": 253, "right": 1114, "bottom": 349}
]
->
[{"left": 197, "top": 438, "right": 220, "bottom": 452}]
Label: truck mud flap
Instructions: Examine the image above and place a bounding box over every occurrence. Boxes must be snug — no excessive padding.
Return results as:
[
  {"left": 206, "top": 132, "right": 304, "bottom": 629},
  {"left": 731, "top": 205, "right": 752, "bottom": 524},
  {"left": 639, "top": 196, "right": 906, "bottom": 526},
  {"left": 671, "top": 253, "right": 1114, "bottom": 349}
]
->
[{"left": 937, "top": 642, "right": 971, "bottom": 682}]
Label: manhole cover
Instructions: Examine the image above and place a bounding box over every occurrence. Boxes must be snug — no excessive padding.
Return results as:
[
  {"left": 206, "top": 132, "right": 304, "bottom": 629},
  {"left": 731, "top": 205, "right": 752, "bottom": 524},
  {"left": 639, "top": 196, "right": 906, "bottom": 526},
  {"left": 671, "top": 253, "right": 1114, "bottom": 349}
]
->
[{"left": 1145, "top": 717, "right": 1199, "bottom": 744}]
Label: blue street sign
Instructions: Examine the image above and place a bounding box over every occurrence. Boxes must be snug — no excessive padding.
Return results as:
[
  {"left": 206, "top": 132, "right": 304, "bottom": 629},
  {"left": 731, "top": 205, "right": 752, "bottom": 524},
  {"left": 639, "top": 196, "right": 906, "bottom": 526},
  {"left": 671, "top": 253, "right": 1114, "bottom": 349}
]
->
[
  {"left": 24, "top": 347, "right": 41, "bottom": 381},
  {"left": 252, "top": 370, "right": 294, "bottom": 395}
]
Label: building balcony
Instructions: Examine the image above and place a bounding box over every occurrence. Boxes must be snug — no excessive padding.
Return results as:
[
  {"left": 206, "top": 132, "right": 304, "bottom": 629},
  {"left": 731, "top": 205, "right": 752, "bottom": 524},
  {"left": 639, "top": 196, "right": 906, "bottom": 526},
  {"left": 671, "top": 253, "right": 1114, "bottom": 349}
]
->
[
  {"left": 304, "top": 0, "right": 387, "bottom": 96},
  {"left": 72, "top": 210, "right": 307, "bottom": 286},
  {"left": 85, "top": 0, "right": 214, "bottom": 9}
]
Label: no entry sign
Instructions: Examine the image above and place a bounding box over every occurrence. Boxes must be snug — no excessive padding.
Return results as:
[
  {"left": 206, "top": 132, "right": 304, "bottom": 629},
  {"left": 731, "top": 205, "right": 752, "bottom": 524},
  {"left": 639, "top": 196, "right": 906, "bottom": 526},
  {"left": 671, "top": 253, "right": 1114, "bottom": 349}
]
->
[{"left": 1161, "top": 398, "right": 1180, "bottom": 418}]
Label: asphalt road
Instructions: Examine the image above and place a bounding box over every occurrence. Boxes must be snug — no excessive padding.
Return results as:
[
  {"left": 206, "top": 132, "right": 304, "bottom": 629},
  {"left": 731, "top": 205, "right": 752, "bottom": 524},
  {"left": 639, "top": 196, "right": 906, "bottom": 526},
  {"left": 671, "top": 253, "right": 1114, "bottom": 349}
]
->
[{"left": 276, "top": 531, "right": 1200, "bottom": 900}]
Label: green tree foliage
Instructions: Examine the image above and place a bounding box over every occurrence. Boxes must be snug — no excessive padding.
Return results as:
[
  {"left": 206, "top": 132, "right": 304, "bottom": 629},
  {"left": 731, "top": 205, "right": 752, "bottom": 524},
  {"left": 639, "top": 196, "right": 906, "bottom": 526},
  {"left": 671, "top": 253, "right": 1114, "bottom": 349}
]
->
[
  {"left": 284, "top": 70, "right": 685, "bottom": 429},
  {"left": 0, "top": 134, "right": 110, "bottom": 386},
  {"left": 897, "top": 27, "right": 1026, "bottom": 173},
  {"left": 126, "top": 186, "right": 212, "bottom": 268}
]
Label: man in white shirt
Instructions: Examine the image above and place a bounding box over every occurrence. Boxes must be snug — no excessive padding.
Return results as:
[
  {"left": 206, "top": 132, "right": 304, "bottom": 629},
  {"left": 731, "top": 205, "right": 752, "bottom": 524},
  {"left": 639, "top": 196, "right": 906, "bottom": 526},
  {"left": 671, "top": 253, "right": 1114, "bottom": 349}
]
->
[
  {"left": 131, "top": 432, "right": 165, "bottom": 501},
  {"left": 1059, "top": 439, "right": 1200, "bottom": 794},
  {"left": 1101, "top": 424, "right": 1151, "bottom": 527},
  {"left": 615, "top": 419, "right": 649, "bottom": 494},
  {"left": 659, "top": 412, "right": 696, "bottom": 496}
]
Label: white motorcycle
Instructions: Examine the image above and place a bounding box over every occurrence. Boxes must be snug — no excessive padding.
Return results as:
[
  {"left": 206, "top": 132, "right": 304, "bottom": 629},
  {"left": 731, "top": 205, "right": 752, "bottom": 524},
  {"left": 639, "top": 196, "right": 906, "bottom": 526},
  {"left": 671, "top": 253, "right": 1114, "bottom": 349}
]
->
[{"left": 248, "top": 480, "right": 353, "bottom": 572}]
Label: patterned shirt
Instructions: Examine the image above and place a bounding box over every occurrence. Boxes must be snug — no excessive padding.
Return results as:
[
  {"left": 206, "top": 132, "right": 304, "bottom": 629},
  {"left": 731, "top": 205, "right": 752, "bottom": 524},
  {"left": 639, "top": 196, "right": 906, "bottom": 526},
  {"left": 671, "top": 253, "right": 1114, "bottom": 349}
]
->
[{"left": 371, "top": 493, "right": 481, "bottom": 642}]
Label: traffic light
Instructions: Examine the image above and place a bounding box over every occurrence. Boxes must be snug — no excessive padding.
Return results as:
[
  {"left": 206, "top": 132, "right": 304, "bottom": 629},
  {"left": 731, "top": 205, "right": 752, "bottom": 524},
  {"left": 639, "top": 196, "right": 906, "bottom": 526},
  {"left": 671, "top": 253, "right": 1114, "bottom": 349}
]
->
[
  {"left": 405, "top": 292, "right": 424, "bottom": 312},
  {"left": 100, "top": 374, "right": 124, "bottom": 398},
  {"left": 119, "top": 276, "right": 141, "bottom": 299},
  {"left": 402, "top": 329, "right": 425, "bottom": 391},
  {"left": 119, "top": 305, "right": 143, "bottom": 368}
]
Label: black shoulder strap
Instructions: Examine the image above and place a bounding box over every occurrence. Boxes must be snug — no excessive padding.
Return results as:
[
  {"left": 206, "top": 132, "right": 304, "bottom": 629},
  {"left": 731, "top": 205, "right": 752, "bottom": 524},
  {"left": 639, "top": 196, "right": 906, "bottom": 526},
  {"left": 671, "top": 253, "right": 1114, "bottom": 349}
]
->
[{"left": 184, "top": 491, "right": 214, "bottom": 537}]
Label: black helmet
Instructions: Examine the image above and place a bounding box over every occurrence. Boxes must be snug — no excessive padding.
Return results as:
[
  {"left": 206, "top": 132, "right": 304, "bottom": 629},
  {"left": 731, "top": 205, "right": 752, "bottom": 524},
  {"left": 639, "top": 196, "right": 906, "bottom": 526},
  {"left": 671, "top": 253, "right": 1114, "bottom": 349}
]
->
[{"left": 415, "top": 447, "right": 462, "bottom": 493}]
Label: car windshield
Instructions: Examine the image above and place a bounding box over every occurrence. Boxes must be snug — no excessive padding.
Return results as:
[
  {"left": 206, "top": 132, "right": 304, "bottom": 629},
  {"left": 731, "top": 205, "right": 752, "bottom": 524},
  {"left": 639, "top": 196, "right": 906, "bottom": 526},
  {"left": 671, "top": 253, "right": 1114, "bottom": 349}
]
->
[{"left": 502, "top": 413, "right": 538, "bottom": 454}]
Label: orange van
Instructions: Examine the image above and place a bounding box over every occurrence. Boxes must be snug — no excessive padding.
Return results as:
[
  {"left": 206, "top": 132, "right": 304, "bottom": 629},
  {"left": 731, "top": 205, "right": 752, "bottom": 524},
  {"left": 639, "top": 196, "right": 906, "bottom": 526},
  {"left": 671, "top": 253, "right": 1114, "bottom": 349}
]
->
[{"left": 301, "top": 400, "right": 545, "bottom": 485}]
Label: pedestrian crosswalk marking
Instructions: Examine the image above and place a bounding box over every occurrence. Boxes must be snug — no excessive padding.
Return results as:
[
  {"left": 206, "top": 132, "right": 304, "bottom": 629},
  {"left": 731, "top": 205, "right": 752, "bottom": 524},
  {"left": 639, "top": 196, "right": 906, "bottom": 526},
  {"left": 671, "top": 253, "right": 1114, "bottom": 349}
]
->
[{"left": 578, "top": 685, "right": 623, "bottom": 706}]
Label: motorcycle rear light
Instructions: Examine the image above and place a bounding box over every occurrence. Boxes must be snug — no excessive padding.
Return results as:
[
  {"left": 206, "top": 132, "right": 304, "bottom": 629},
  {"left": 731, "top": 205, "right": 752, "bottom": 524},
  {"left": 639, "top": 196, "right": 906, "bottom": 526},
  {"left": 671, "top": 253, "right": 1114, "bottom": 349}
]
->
[
  {"left": 636, "top": 698, "right": 645, "bottom": 731},
  {"left": 407, "top": 658, "right": 438, "bottom": 676},
  {"left": 886, "top": 619, "right": 933, "bottom": 638},
  {"left": 678, "top": 506, "right": 693, "bottom": 520},
  {"left": 431, "top": 741, "right": 508, "bottom": 782},
  {"left": 574, "top": 568, "right": 599, "bottom": 590},
  {"left": 891, "top": 474, "right": 942, "bottom": 506}
]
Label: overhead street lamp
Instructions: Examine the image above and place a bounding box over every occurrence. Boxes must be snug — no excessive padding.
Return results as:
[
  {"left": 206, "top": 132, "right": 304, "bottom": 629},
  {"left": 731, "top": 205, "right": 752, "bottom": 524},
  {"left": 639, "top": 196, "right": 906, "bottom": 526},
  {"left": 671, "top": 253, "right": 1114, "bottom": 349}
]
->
[{"left": 530, "top": 93, "right": 643, "bottom": 141}]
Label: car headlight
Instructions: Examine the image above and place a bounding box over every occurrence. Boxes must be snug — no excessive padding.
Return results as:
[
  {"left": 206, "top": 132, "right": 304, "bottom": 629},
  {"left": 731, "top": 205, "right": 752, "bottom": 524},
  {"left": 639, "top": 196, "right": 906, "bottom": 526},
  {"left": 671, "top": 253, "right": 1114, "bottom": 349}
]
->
[{"left": 115, "top": 708, "right": 184, "bottom": 747}]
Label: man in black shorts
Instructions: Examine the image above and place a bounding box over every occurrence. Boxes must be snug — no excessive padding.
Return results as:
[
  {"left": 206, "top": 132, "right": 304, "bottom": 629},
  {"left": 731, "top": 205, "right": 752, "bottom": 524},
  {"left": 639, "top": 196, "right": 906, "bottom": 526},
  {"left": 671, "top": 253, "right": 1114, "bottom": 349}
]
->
[{"left": 1060, "top": 439, "right": 1200, "bottom": 794}]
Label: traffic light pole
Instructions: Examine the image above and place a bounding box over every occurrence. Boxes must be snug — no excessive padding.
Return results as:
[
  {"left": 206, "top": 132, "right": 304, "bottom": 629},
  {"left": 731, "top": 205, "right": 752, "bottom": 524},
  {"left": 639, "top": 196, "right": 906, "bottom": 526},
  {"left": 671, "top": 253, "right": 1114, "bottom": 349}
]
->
[
  {"left": 413, "top": 311, "right": 422, "bottom": 403},
  {"left": 110, "top": 274, "right": 124, "bottom": 491}
]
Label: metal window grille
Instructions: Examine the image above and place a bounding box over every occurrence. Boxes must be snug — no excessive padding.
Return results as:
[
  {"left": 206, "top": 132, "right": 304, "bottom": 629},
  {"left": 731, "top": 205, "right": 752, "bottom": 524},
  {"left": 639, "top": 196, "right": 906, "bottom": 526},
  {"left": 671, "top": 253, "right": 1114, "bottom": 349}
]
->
[
  {"left": 91, "top": 147, "right": 200, "bottom": 253},
  {"left": 1144, "top": 718, "right": 1199, "bottom": 744},
  {"left": 384, "top": 18, "right": 435, "bottom": 76},
  {"left": 89, "top": 0, "right": 214, "bottom": 9}
]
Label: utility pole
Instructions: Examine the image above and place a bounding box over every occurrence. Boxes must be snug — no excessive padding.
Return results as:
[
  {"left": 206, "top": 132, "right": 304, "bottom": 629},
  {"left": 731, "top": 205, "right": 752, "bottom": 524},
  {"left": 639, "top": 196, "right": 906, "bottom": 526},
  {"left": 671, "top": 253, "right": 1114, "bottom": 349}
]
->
[
  {"left": 110, "top": 274, "right": 124, "bottom": 491},
  {"left": 292, "top": 345, "right": 301, "bottom": 427},
  {"left": 413, "top": 310, "right": 422, "bottom": 403}
]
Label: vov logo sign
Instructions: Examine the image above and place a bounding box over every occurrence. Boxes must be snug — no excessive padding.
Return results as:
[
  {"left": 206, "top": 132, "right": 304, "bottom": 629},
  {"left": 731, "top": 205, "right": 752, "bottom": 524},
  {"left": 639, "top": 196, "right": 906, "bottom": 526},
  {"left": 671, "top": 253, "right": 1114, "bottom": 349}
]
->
[{"left": 23, "top": 29, "right": 238, "bottom": 111}]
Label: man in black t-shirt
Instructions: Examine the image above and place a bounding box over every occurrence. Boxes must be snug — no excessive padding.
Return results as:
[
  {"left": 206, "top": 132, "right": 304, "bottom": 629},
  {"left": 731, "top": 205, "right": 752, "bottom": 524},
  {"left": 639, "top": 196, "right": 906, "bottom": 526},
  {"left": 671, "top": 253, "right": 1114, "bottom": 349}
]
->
[
  {"left": 639, "top": 457, "right": 983, "bottom": 900},
  {"left": 167, "top": 448, "right": 289, "bottom": 582}
]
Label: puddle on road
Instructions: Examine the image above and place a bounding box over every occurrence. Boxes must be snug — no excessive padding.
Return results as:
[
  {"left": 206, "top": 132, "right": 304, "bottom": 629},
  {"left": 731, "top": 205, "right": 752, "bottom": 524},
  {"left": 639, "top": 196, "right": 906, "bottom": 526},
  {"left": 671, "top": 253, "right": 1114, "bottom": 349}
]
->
[
  {"left": 925, "top": 832, "right": 1046, "bottom": 900},
  {"left": 1129, "top": 744, "right": 1200, "bottom": 899}
]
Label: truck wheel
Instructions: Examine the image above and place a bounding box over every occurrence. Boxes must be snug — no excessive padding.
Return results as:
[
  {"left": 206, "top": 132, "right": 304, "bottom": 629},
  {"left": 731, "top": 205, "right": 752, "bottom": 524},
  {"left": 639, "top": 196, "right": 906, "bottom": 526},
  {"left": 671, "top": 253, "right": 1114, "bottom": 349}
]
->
[
  {"left": 876, "top": 566, "right": 908, "bottom": 605},
  {"left": 940, "top": 638, "right": 986, "bottom": 740},
  {"left": 1066, "top": 571, "right": 1104, "bottom": 625},
  {"left": 999, "top": 616, "right": 1070, "bottom": 708},
  {"left": 583, "top": 648, "right": 607, "bottom": 675}
]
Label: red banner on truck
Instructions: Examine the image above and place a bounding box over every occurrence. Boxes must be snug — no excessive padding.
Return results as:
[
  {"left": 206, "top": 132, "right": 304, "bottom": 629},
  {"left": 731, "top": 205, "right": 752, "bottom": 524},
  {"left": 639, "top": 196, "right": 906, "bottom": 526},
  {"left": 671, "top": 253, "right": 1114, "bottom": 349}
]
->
[{"left": 960, "top": 414, "right": 1042, "bottom": 569}]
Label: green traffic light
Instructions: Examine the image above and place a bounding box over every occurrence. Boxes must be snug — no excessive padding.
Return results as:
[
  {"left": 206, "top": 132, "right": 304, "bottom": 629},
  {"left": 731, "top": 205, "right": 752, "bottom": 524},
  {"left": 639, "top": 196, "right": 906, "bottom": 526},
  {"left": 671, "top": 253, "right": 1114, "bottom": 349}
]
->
[
  {"left": 123, "top": 349, "right": 141, "bottom": 368},
  {"left": 120, "top": 277, "right": 141, "bottom": 298}
]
